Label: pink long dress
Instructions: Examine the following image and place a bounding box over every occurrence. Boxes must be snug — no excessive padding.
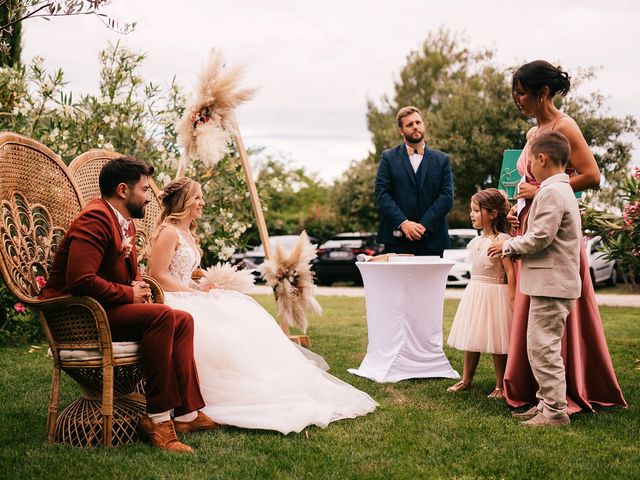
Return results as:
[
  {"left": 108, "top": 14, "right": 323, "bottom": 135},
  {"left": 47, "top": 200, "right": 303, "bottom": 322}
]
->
[{"left": 502, "top": 143, "right": 627, "bottom": 414}]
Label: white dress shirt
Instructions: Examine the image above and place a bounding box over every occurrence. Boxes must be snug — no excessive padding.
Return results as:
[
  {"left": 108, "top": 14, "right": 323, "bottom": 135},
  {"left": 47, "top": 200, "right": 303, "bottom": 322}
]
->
[
  {"left": 405, "top": 143, "right": 425, "bottom": 173},
  {"left": 105, "top": 201, "right": 131, "bottom": 238}
]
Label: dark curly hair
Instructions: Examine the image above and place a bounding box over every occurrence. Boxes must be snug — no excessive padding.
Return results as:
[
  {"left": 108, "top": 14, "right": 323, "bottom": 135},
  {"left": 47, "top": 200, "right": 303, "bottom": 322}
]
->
[{"left": 99, "top": 156, "right": 154, "bottom": 197}]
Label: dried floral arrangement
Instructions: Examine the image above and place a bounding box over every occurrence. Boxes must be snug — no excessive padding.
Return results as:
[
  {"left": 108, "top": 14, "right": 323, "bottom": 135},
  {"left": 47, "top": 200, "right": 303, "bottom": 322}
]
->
[
  {"left": 175, "top": 49, "right": 256, "bottom": 175},
  {"left": 258, "top": 231, "right": 322, "bottom": 334},
  {"left": 197, "top": 263, "right": 255, "bottom": 294}
]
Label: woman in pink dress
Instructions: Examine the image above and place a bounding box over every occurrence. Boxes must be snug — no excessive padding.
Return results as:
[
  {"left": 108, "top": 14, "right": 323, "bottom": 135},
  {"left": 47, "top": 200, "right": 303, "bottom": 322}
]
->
[{"left": 505, "top": 60, "right": 627, "bottom": 414}]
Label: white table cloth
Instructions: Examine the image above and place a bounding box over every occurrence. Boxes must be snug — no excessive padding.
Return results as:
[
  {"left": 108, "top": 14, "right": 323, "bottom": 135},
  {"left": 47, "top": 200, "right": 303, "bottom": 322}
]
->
[{"left": 348, "top": 257, "right": 460, "bottom": 382}]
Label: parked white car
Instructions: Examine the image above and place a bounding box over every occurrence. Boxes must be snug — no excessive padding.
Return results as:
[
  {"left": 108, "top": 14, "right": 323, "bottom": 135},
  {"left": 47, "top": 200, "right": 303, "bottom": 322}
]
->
[
  {"left": 585, "top": 236, "right": 617, "bottom": 287},
  {"left": 444, "top": 232, "right": 617, "bottom": 288},
  {"left": 443, "top": 228, "right": 479, "bottom": 286}
]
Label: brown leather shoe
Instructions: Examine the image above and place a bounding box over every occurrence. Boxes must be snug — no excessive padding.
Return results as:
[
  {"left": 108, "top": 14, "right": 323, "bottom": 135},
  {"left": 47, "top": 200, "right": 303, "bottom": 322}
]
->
[
  {"left": 511, "top": 406, "right": 540, "bottom": 420},
  {"left": 139, "top": 415, "right": 193, "bottom": 452},
  {"left": 521, "top": 412, "right": 570, "bottom": 427},
  {"left": 174, "top": 411, "right": 220, "bottom": 434}
]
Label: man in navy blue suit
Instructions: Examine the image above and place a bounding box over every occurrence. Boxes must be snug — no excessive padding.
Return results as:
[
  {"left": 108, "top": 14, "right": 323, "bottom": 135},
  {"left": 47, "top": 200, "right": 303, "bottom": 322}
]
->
[{"left": 375, "top": 106, "right": 454, "bottom": 256}]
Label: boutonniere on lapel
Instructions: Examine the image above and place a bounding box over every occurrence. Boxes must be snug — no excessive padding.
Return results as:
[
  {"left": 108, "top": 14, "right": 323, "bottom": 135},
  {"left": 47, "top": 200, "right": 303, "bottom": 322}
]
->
[{"left": 120, "top": 234, "right": 133, "bottom": 258}]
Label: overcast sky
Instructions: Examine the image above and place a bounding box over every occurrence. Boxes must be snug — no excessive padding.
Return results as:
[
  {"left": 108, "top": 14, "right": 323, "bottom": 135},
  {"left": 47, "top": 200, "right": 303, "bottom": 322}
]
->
[{"left": 21, "top": 0, "right": 640, "bottom": 182}]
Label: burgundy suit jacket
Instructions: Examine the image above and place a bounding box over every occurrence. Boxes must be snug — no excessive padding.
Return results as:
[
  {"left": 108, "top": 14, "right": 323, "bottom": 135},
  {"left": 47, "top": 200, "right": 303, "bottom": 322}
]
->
[{"left": 41, "top": 198, "right": 141, "bottom": 304}]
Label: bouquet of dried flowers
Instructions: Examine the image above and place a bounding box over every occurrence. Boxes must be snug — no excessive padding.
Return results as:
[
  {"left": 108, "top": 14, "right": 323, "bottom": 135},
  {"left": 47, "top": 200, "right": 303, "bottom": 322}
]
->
[
  {"left": 175, "top": 49, "right": 256, "bottom": 175},
  {"left": 258, "top": 231, "right": 321, "bottom": 333},
  {"left": 120, "top": 234, "right": 133, "bottom": 258},
  {"left": 197, "top": 263, "right": 255, "bottom": 294}
]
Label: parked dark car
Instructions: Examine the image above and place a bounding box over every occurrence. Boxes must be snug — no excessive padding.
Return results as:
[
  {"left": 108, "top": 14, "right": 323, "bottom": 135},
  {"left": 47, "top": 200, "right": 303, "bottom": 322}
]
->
[{"left": 313, "top": 232, "right": 384, "bottom": 286}]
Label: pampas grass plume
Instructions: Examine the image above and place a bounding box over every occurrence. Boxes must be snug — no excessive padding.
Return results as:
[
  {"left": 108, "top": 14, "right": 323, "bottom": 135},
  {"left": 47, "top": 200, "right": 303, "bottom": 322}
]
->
[{"left": 199, "top": 263, "right": 255, "bottom": 293}]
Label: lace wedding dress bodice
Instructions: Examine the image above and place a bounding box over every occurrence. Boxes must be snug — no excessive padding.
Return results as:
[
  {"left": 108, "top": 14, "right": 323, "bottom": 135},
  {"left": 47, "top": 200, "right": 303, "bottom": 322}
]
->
[{"left": 168, "top": 229, "right": 201, "bottom": 287}]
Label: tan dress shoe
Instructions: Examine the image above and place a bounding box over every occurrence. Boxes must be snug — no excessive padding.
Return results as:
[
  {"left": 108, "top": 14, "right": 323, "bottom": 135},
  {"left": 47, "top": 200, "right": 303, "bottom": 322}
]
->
[
  {"left": 174, "top": 411, "right": 220, "bottom": 434},
  {"left": 520, "top": 412, "right": 570, "bottom": 427},
  {"left": 139, "top": 415, "right": 193, "bottom": 452},
  {"left": 511, "top": 406, "right": 540, "bottom": 420}
]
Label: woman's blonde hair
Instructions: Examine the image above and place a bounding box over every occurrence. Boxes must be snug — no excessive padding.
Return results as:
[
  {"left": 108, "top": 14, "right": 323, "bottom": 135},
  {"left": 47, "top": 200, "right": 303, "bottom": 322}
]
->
[{"left": 152, "top": 177, "right": 202, "bottom": 247}]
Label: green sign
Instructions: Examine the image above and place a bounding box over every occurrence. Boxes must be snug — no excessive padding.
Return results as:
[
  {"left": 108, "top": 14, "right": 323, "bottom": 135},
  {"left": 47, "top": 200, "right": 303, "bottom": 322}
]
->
[
  {"left": 498, "top": 149, "right": 522, "bottom": 200},
  {"left": 497, "top": 149, "right": 582, "bottom": 200}
]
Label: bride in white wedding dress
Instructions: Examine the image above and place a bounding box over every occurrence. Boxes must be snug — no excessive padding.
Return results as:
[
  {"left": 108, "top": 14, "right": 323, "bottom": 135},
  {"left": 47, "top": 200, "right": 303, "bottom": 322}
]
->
[{"left": 148, "top": 178, "right": 377, "bottom": 434}]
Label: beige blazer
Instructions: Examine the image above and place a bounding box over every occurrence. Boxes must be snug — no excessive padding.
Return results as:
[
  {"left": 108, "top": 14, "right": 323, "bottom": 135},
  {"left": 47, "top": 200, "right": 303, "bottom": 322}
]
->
[{"left": 503, "top": 173, "right": 582, "bottom": 299}]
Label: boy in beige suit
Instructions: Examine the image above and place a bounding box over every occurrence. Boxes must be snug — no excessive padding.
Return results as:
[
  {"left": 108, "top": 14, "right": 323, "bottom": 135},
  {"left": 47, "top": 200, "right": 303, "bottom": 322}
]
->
[{"left": 488, "top": 131, "right": 581, "bottom": 427}]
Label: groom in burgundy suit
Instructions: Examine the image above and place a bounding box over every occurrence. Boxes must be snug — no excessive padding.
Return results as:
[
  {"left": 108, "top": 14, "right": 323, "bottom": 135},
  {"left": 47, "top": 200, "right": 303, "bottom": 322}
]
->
[{"left": 41, "top": 157, "right": 216, "bottom": 452}]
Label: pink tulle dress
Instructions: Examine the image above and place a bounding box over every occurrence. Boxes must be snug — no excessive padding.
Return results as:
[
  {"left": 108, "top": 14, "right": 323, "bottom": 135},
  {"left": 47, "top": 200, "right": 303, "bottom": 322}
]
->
[{"left": 447, "top": 234, "right": 513, "bottom": 354}]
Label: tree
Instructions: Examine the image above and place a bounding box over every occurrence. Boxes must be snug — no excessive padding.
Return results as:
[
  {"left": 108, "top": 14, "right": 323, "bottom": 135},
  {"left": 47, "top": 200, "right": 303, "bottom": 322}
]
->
[
  {"left": 246, "top": 156, "right": 335, "bottom": 245},
  {"left": 562, "top": 68, "right": 639, "bottom": 208},
  {"left": 0, "top": 0, "right": 134, "bottom": 58},
  {"left": 331, "top": 157, "right": 379, "bottom": 233},
  {"left": 0, "top": 0, "right": 21, "bottom": 66}
]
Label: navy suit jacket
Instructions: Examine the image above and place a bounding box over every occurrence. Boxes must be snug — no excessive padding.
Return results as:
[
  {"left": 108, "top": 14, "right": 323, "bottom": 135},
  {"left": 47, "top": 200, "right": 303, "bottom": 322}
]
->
[{"left": 375, "top": 144, "right": 454, "bottom": 255}]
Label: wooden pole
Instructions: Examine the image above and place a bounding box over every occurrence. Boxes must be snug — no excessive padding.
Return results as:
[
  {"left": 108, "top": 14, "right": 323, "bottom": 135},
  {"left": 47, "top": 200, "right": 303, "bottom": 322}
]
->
[
  {"left": 230, "top": 112, "right": 272, "bottom": 260},
  {"left": 175, "top": 155, "right": 187, "bottom": 179},
  {"left": 230, "top": 113, "right": 294, "bottom": 337}
]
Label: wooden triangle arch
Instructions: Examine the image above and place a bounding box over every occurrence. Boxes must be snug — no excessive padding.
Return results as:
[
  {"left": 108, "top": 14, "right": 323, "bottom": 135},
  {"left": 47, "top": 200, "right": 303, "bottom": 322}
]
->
[{"left": 177, "top": 114, "right": 311, "bottom": 348}]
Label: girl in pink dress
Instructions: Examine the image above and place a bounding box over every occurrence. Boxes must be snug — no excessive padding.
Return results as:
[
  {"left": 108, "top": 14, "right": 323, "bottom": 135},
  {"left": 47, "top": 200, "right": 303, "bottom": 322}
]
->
[
  {"left": 447, "top": 189, "right": 515, "bottom": 398},
  {"left": 505, "top": 60, "right": 626, "bottom": 413}
]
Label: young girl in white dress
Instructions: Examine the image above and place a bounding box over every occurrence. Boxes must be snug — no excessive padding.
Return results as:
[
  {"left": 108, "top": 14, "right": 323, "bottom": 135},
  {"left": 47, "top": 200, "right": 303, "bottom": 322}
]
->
[
  {"left": 148, "top": 177, "right": 377, "bottom": 434},
  {"left": 446, "top": 188, "right": 515, "bottom": 398}
]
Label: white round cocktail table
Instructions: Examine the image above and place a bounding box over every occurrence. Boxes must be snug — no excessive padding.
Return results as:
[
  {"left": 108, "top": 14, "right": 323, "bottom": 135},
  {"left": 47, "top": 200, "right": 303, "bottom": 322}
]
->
[{"left": 348, "top": 257, "right": 460, "bottom": 383}]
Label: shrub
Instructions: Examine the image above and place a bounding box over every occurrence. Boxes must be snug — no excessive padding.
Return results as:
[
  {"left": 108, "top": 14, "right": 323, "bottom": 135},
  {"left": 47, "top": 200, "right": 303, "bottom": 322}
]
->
[{"left": 581, "top": 167, "right": 640, "bottom": 292}]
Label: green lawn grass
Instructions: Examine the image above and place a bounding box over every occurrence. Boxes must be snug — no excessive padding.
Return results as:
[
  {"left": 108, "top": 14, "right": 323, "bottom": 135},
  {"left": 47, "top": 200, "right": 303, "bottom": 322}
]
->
[{"left": 0, "top": 297, "right": 638, "bottom": 480}]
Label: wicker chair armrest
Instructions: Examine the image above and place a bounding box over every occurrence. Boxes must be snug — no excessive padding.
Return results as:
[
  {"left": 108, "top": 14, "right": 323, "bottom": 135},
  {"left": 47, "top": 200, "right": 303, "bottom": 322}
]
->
[
  {"left": 142, "top": 275, "right": 164, "bottom": 304},
  {"left": 36, "top": 294, "right": 103, "bottom": 312},
  {"left": 35, "top": 295, "right": 114, "bottom": 360}
]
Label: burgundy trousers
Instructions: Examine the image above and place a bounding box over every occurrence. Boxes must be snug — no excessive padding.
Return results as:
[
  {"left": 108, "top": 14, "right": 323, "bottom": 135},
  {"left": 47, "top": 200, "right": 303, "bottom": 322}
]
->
[{"left": 106, "top": 303, "right": 205, "bottom": 415}]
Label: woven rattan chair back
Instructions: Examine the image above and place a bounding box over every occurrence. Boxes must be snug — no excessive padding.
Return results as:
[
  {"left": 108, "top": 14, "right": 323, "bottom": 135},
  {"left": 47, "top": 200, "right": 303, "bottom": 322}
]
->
[
  {"left": 0, "top": 132, "right": 104, "bottom": 352},
  {"left": 0, "top": 132, "right": 83, "bottom": 302},
  {"left": 69, "top": 150, "right": 163, "bottom": 267},
  {"left": 0, "top": 133, "right": 146, "bottom": 447}
]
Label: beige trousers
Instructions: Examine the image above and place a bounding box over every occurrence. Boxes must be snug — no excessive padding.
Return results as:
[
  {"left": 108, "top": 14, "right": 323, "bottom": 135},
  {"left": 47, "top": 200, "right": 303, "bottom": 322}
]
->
[{"left": 527, "top": 296, "right": 575, "bottom": 419}]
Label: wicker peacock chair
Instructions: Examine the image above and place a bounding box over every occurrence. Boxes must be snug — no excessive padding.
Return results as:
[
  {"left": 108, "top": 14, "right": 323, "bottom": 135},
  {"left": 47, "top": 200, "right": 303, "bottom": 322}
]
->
[
  {"left": 0, "top": 132, "right": 158, "bottom": 447},
  {"left": 69, "top": 150, "right": 163, "bottom": 271}
]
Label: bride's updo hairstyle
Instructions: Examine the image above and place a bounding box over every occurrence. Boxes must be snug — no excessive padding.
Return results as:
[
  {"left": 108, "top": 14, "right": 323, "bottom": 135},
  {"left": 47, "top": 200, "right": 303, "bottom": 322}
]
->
[
  {"left": 471, "top": 188, "right": 512, "bottom": 236},
  {"left": 512, "top": 60, "right": 571, "bottom": 103},
  {"left": 154, "top": 177, "right": 201, "bottom": 243}
]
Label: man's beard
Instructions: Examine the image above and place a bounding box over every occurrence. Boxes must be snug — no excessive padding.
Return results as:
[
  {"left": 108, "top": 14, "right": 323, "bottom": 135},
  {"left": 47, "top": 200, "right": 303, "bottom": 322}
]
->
[
  {"left": 403, "top": 130, "right": 424, "bottom": 144},
  {"left": 126, "top": 199, "right": 147, "bottom": 219}
]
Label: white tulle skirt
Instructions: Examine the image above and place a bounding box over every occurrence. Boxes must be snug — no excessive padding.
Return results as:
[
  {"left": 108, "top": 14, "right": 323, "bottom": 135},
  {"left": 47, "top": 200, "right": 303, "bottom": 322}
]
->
[
  {"left": 164, "top": 289, "right": 377, "bottom": 434},
  {"left": 447, "top": 280, "right": 513, "bottom": 354}
]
